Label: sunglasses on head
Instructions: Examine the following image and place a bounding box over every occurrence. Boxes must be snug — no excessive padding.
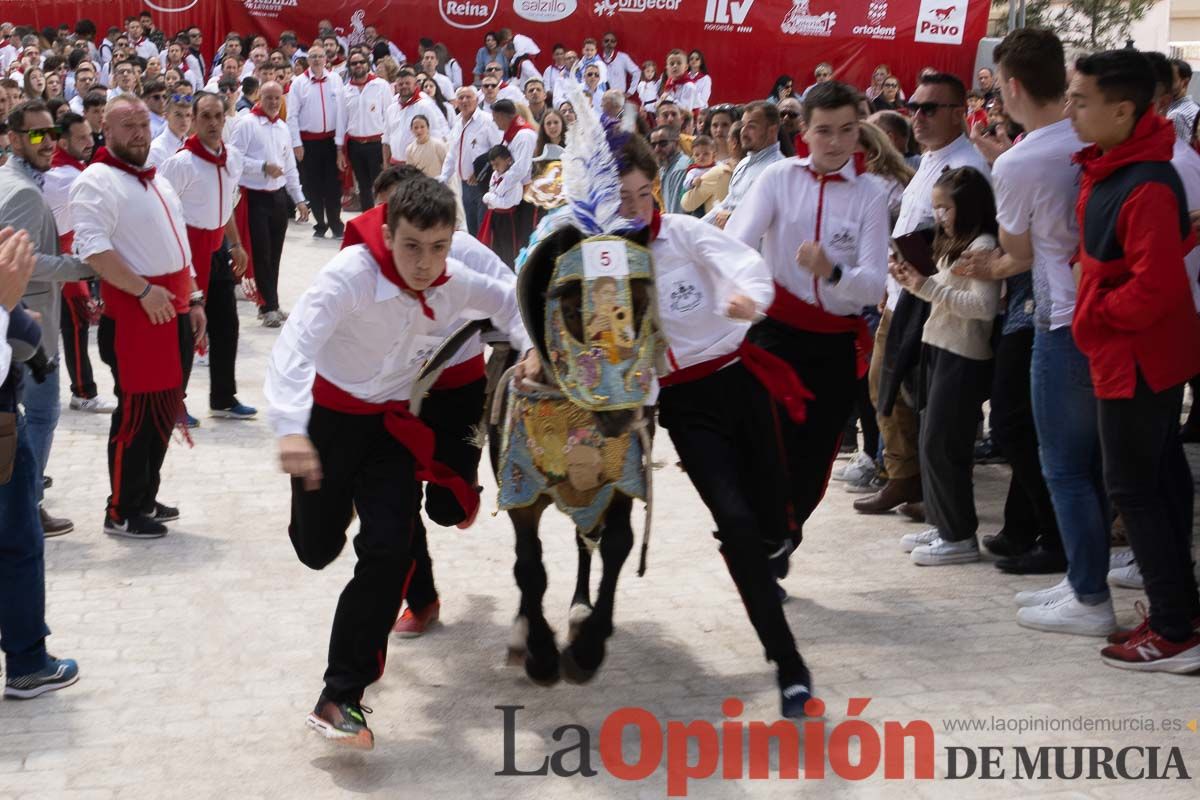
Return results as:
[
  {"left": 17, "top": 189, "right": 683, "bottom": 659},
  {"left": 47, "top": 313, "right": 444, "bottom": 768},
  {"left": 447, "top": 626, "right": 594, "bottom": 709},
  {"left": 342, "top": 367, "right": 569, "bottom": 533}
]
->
[
  {"left": 904, "top": 101, "right": 959, "bottom": 116},
  {"left": 15, "top": 126, "right": 60, "bottom": 144}
]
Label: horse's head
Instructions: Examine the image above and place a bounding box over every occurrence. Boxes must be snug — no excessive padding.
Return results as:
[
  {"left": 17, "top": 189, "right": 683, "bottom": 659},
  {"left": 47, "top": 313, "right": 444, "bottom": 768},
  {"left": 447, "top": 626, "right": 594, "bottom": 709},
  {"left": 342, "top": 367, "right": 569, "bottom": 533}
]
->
[{"left": 518, "top": 224, "right": 659, "bottom": 436}]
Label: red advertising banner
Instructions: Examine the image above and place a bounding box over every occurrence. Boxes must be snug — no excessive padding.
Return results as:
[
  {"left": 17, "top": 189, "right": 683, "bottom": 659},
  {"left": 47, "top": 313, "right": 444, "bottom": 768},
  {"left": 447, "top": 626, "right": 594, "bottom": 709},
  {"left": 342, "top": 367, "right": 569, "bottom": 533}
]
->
[{"left": 1, "top": 0, "right": 991, "bottom": 102}]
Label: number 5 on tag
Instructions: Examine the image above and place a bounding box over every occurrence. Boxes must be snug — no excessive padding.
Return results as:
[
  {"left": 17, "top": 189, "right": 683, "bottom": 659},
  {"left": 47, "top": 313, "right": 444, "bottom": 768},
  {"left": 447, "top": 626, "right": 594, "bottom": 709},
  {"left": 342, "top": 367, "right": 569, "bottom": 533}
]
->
[{"left": 582, "top": 240, "right": 630, "bottom": 279}]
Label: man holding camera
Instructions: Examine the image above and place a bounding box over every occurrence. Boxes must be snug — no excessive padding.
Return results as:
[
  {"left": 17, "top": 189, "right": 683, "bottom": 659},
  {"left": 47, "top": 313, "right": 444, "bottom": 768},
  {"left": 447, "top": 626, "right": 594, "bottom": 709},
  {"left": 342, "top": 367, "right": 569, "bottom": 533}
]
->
[{"left": 0, "top": 100, "right": 94, "bottom": 537}]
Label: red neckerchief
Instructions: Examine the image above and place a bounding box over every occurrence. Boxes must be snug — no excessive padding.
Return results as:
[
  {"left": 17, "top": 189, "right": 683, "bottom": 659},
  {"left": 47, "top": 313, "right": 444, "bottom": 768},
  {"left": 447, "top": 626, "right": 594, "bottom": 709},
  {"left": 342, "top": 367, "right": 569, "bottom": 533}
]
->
[
  {"left": 51, "top": 147, "right": 87, "bottom": 172},
  {"left": 307, "top": 69, "right": 327, "bottom": 84},
  {"left": 503, "top": 114, "right": 534, "bottom": 144},
  {"left": 182, "top": 135, "right": 227, "bottom": 169},
  {"left": 649, "top": 209, "right": 662, "bottom": 240},
  {"left": 350, "top": 72, "right": 376, "bottom": 87},
  {"left": 662, "top": 73, "right": 695, "bottom": 93},
  {"left": 802, "top": 152, "right": 866, "bottom": 180},
  {"left": 498, "top": 80, "right": 510, "bottom": 91},
  {"left": 686, "top": 162, "right": 714, "bottom": 173},
  {"left": 250, "top": 104, "right": 280, "bottom": 123},
  {"left": 92, "top": 146, "right": 155, "bottom": 187},
  {"left": 601, "top": 49, "right": 617, "bottom": 65},
  {"left": 357, "top": 202, "right": 451, "bottom": 320},
  {"left": 400, "top": 90, "right": 425, "bottom": 109},
  {"left": 688, "top": 71, "right": 704, "bottom": 81}
]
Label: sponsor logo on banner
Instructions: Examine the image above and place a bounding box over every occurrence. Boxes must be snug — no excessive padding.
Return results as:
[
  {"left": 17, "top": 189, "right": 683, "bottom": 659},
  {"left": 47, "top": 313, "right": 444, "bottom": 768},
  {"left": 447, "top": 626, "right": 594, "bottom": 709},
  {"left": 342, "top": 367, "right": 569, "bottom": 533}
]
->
[
  {"left": 704, "top": 0, "right": 755, "bottom": 33},
  {"left": 336, "top": 10, "right": 370, "bottom": 47},
  {"left": 515, "top": 0, "right": 578, "bottom": 22},
  {"left": 593, "top": 0, "right": 684, "bottom": 18},
  {"left": 143, "top": 0, "right": 200, "bottom": 12},
  {"left": 780, "top": 0, "right": 837, "bottom": 37},
  {"left": 242, "top": 0, "right": 298, "bottom": 19},
  {"left": 914, "top": 0, "right": 966, "bottom": 44},
  {"left": 440, "top": 0, "right": 501, "bottom": 29},
  {"left": 853, "top": 0, "right": 897, "bottom": 39}
]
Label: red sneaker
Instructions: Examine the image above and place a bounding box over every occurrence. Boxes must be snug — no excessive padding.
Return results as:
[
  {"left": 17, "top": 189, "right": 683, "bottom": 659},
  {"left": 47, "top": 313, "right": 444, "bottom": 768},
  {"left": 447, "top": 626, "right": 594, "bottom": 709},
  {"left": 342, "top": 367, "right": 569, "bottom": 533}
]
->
[
  {"left": 392, "top": 601, "right": 440, "bottom": 638},
  {"left": 1108, "top": 601, "right": 1200, "bottom": 645},
  {"left": 1101, "top": 626, "right": 1200, "bottom": 674}
]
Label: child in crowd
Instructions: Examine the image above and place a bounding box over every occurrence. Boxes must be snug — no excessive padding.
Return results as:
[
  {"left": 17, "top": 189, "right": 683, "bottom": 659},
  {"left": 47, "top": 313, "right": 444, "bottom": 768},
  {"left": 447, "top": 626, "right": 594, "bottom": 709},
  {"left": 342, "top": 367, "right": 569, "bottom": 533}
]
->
[
  {"left": 482, "top": 144, "right": 524, "bottom": 266},
  {"left": 966, "top": 90, "right": 988, "bottom": 132},
  {"left": 405, "top": 115, "right": 448, "bottom": 178},
  {"left": 683, "top": 134, "right": 717, "bottom": 217}
]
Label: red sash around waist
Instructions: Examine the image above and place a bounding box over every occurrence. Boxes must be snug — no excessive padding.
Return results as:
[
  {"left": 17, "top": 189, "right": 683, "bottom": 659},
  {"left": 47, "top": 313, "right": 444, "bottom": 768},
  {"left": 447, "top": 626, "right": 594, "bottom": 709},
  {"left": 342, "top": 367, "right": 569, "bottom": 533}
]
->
[
  {"left": 185, "top": 225, "right": 225, "bottom": 296},
  {"left": 432, "top": 353, "right": 485, "bottom": 391},
  {"left": 312, "top": 375, "right": 480, "bottom": 528},
  {"left": 346, "top": 134, "right": 383, "bottom": 144},
  {"left": 658, "top": 341, "right": 814, "bottom": 423},
  {"left": 766, "top": 282, "right": 871, "bottom": 378},
  {"left": 300, "top": 130, "right": 336, "bottom": 142}
]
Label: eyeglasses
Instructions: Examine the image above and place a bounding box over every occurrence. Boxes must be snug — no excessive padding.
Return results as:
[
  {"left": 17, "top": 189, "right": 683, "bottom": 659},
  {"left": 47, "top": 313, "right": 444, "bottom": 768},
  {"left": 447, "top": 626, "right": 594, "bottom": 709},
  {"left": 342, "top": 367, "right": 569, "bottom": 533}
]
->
[
  {"left": 482, "top": 82, "right": 498, "bottom": 89},
  {"left": 780, "top": 110, "right": 800, "bottom": 119},
  {"left": 904, "top": 101, "right": 960, "bottom": 116},
  {"left": 650, "top": 139, "right": 675, "bottom": 148},
  {"left": 485, "top": 66, "right": 501, "bottom": 72},
  {"left": 13, "top": 127, "right": 61, "bottom": 143},
  {"left": 585, "top": 72, "right": 599, "bottom": 78},
  {"left": 816, "top": 71, "right": 832, "bottom": 78},
  {"left": 145, "top": 93, "right": 166, "bottom": 101},
  {"left": 170, "top": 93, "right": 194, "bottom": 103},
  {"left": 883, "top": 82, "right": 899, "bottom": 89},
  {"left": 603, "top": 38, "right": 616, "bottom": 44}
]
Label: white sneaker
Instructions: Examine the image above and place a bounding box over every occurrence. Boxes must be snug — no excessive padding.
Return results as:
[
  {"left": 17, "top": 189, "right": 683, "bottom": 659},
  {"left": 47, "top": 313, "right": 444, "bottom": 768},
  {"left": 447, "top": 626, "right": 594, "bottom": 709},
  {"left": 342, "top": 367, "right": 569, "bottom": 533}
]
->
[
  {"left": 68, "top": 395, "right": 116, "bottom": 414},
  {"left": 1108, "top": 549, "right": 1143, "bottom": 589},
  {"left": 1016, "top": 594, "right": 1117, "bottom": 636},
  {"left": 911, "top": 536, "right": 980, "bottom": 566},
  {"left": 1014, "top": 576, "right": 1072, "bottom": 608},
  {"left": 832, "top": 451, "right": 875, "bottom": 483},
  {"left": 900, "top": 528, "right": 940, "bottom": 553},
  {"left": 194, "top": 352, "right": 210, "bottom": 367}
]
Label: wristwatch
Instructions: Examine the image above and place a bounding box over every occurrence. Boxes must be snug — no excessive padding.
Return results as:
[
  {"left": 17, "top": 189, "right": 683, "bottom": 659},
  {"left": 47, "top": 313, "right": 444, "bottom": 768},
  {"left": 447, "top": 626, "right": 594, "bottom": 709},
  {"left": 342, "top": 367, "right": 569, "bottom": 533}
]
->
[
  {"left": 827, "top": 264, "right": 844, "bottom": 286},
  {"left": 189, "top": 290, "right": 204, "bottom": 307}
]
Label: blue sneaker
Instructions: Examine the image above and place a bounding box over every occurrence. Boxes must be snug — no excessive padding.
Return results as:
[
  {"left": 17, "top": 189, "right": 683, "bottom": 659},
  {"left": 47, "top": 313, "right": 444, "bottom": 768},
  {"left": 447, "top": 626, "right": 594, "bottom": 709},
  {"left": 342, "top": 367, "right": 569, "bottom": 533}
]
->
[
  {"left": 4, "top": 656, "right": 80, "bottom": 699},
  {"left": 177, "top": 409, "right": 200, "bottom": 429},
  {"left": 210, "top": 401, "right": 257, "bottom": 420}
]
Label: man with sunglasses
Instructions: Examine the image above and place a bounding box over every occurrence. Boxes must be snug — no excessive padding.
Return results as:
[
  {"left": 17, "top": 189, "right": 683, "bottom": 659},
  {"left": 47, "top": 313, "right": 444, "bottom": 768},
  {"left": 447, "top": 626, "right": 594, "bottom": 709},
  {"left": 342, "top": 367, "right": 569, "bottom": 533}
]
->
[
  {"left": 650, "top": 125, "right": 689, "bottom": 214},
  {"left": 1, "top": 100, "right": 94, "bottom": 537},
  {"left": 598, "top": 32, "right": 639, "bottom": 97},
  {"left": 852, "top": 72, "right": 991, "bottom": 525},
  {"left": 146, "top": 92, "right": 192, "bottom": 169},
  {"left": 141, "top": 79, "right": 168, "bottom": 140},
  {"left": 476, "top": 61, "right": 524, "bottom": 110},
  {"left": 341, "top": 52, "right": 391, "bottom": 211}
]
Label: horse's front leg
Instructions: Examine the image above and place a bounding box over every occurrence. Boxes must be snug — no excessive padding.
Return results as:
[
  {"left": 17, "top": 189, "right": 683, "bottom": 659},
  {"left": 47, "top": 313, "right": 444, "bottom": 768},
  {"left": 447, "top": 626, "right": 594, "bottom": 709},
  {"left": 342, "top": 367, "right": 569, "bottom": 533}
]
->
[{"left": 508, "top": 500, "right": 560, "bottom": 686}]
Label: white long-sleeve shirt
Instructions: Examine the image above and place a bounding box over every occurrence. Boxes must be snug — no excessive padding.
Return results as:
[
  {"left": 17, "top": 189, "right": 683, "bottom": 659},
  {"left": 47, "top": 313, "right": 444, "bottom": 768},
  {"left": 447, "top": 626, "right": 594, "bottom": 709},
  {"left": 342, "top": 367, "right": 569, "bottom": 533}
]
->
[
  {"left": 158, "top": 142, "right": 244, "bottom": 230},
  {"left": 438, "top": 110, "right": 501, "bottom": 183},
  {"left": 726, "top": 156, "right": 890, "bottom": 317},
  {"left": 286, "top": 70, "right": 347, "bottom": 147},
  {"left": 264, "top": 245, "right": 531, "bottom": 437},
  {"left": 70, "top": 162, "right": 191, "bottom": 276},
  {"left": 440, "top": 231, "right": 516, "bottom": 367},
  {"left": 227, "top": 113, "right": 306, "bottom": 204},
  {"left": 652, "top": 213, "right": 773, "bottom": 373},
  {"left": 343, "top": 76, "right": 393, "bottom": 139},
  {"left": 600, "top": 50, "right": 641, "bottom": 96},
  {"left": 384, "top": 93, "right": 451, "bottom": 163},
  {"left": 146, "top": 128, "right": 185, "bottom": 170},
  {"left": 494, "top": 127, "right": 536, "bottom": 199},
  {"left": 707, "top": 142, "right": 784, "bottom": 222},
  {"left": 0, "top": 306, "right": 10, "bottom": 378},
  {"left": 485, "top": 166, "right": 523, "bottom": 210},
  {"left": 44, "top": 161, "right": 85, "bottom": 238}
]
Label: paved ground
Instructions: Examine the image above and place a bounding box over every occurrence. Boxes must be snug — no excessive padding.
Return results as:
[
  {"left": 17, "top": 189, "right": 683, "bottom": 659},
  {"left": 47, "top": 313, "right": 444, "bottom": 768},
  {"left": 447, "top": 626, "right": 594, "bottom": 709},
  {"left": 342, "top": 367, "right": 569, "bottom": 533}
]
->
[{"left": 2, "top": 218, "right": 1199, "bottom": 800}]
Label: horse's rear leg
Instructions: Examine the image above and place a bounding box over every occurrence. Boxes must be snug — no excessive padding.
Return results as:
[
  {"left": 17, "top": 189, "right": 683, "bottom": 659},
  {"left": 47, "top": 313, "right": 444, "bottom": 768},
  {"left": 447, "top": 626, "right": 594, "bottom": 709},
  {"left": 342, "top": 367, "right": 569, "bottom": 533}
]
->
[
  {"left": 562, "top": 495, "right": 634, "bottom": 684},
  {"left": 508, "top": 501, "right": 559, "bottom": 686}
]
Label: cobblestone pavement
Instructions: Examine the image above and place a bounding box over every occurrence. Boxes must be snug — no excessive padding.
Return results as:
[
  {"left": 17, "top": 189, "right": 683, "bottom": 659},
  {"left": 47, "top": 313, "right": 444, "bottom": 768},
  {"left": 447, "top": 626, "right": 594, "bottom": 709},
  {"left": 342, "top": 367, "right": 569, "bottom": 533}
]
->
[{"left": 2, "top": 218, "right": 1199, "bottom": 800}]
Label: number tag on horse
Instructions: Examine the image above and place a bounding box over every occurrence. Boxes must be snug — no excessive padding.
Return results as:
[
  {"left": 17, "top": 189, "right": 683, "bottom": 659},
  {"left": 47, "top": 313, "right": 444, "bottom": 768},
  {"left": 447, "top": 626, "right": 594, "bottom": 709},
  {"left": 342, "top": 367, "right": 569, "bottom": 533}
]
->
[{"left": 582, "top": 240, "right": 630, "bottom": 280}]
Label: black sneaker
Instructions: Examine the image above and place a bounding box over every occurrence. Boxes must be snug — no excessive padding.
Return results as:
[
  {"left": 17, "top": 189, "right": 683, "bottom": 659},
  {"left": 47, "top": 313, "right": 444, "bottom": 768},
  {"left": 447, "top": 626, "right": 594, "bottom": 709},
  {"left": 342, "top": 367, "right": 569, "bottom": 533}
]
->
[
  {"left": 778, "top": 659, "right": 813, "bottom": 719},
  {"left": 330, "top": 227, "right": 345, "bottom": 240},
  {"left": 312, "top": 226, "right": 327, "bottom": 239},
  {"left": 43, "top": 475, "right": 53, "bottom": 490},
  {"left": 146, "top": 502, "right": 180, "bottom": 523},
  {"left": 4, "top": 656, "right": 79, "bottom": 699},
  {"left": 103, "top": 514, "right": 168, "bottom": 539},
  {"left": 305, "top": 695, "right": 374, "bottom": 750}
]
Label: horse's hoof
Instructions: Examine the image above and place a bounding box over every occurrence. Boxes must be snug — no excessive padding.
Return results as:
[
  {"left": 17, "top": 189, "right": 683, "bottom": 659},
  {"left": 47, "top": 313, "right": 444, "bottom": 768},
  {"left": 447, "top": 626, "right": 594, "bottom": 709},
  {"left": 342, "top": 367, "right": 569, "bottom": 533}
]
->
[
  {"left": 560, "top": 644, "right": 598, "bottom": 685},
  {"left": 525, "top": 650, "right": 560, "bottom": 686},
  {"left": 567, "top": 603, "right": 592, "bottom": 643}
]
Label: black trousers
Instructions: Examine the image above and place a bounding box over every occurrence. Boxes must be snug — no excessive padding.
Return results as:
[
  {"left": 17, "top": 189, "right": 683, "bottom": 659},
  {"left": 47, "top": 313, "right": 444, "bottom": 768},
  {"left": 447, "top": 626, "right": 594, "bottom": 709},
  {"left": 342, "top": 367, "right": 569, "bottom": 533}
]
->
[
  {"left": 246, "top": 189, "right": 290, "bottom": 313},
  {"left": 918, "top": 345, "right": 992, "bottom": 542},
  {"left": 844, "top": 374, "right": 880, "bottom": 458},
  {"left": 462, "top": 180, "right": 486, "bottom": 238},
  {"left": 98, "top": 314, "right": 194, "bottom": 521},
  {"left": 206, "top": 245, "right": 240, "bottom": 409},
  {"left": 347, "top": 139, "right": 384, "bottom": 211},
  {"left": 299, "top": 138, "right": 343, "bottom": 233},
  {"left": 489, "top": 201, "right": 534, "bottom": 268},
  {"left": 749, "top": 319, "right": 858, "bottom": 538},
  {"left": 404, "top": 376, "right": 488, "bottom": 611},
  {"left": 59, "top": 286, "right": 97, "bottom": 399},
  {"left": 1098, "top": 375, "right": 1198, "bottom": 641},
  {"left": 659, "top": 362, "right": 804, "bottom": 679},
  {"left": 289, "top": 404, "right": 424, "bottom": 703},
  {"left": 990, "top": 328, "right": 1060, "bottom": 549}
]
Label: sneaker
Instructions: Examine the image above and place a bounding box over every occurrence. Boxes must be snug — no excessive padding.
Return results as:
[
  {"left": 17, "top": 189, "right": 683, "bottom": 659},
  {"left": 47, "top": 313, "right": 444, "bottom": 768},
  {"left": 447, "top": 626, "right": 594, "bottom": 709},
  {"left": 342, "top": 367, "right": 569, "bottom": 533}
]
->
[
  {"left": 103, "top": 514, "right": 168, "bottom": 539},
  {"left": 778, "top": 661, "right": 814, "bottom": 719},
  {"left": 1108, "top": 549, "right": 1143, "bottom": 589},
  {"left": 1107, "top": 600, "right": 1200, "bottom": 645},
  {"left": 193, "top": 352, "right": 210, "bottom": 367},
  {"left": 1101, "top": 629, "right": 1200, "bottom": 674},
  {"left": 900, "top": 527, "right": 940, "bottom": 553},
  {"left": 4, "top": 656, "right": 80, "bottom": 699},
  {"left": 178, "top": 410, "right": 200, "bottom": 429},
  {"left": 312, "top": 226, "right": 328, "bottom": 239},
  {"left": 261, "top": 310, "right": 285, "bottom": 328},
  {"left": 844, "top": 472, "right": 886, "bottom": 495},
  {"left": 330, "top": 227, "right": 345, "bottom": 240},
  {"left": 832, "top": 452, "right": 875, "bottom": 483},
  {"left": 910, "top": 536, "right": 980, "bottom": 566},
  {"left": 146, "top": 502, "right": 179, "bottom": 523},
  {"left": 69, "top": 395, "right": 116, "bottom": 413},
  {"left": 1014, "top": 576, "right": 1072, "bottom": 608},
  {"left": 305, "top": 696, "right": 374, "bottom": 750},
  {"left": 1017, "top": 594, "right": 1117, "bottom": 637},
  {"left": 39, "top": 506, "right": 73, "bottom": 538},
  {"left": 211, "top": 401, "right": 258, "bottom": 420},
  {"left": 392, "top": 601, "right": 440, "bottom": 638},
  {"left": 974, "top": 436, "right": 1006, "bottom": 464}
]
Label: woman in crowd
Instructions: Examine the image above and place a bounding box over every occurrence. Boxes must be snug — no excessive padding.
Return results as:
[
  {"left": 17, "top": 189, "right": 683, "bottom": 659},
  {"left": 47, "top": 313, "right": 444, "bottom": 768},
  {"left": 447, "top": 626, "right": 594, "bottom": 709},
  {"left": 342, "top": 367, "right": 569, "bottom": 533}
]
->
[
  {"left": 434, "top": 42, "right": 464, "bottom": 90},
  {"left": 766, "top": 74, "right": 793, "bottom": 104},
  {"left": 681, "top": 119, "right": 741, "bottom": 215},
  {"left": 533, "top": 109, "right": 567, "bottom": 158},
  {"left": 702, "top": 104, "right": 737, "bottom": 162},
  {"left": 636, "top": 60, "right": 659, "bottom": 119},
  {"left": 801, "top": 62, "right": 833, "bottom": 99},
  {"left": 865, "top": 65, "right": 891, "bottom": 101},
  {"left": 421, "top": 76, "right": 455, "bottom": 123},
  {"left": 474, "top": 31, "right": 507, "bottom": 85},
  {"left": 405, "top": 115, "right": 448, "bottom": 178},
  {"left": 871, "top": 77, "right": 904, "bottom": 113},
  {"left": 687, "top": 49, "right": 711, "bottom": 114},
  {"left": 891, "top": 167, "right": 1001, "bottom": 567},
  {"left": 557, "top": 100, "right": 577, "bottom": 126},
  {"left": 509, "top": 35, "right": 542, "bottom": 90},
  {"left": 44, "top": 71, "right": 63, "bottom": 100},
  {"left": 375, "top": 56, "right": 401, "bottom": 85},
  {"left": 858, "top": 121, "right": 913, "bottom": 222},
  {"left": 162, "top": 67, "right": 184, "bottom": 94},
  {"left": 23, "top": 67, "right": 46, "bottom": 100}
]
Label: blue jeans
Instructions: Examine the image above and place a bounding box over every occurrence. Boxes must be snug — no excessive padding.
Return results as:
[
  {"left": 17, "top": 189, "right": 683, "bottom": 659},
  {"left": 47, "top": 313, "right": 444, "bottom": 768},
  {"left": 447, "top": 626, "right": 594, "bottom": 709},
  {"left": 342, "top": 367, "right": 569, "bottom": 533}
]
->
[
  {"left": 0, "top": 414, "right": 50, "bottom": 676},
  {"left": 1030, "top": 328, "right": 1110, "bottom": 604},
  {"left": 19, "top": 364, "right": 60, "bottom": 504}
]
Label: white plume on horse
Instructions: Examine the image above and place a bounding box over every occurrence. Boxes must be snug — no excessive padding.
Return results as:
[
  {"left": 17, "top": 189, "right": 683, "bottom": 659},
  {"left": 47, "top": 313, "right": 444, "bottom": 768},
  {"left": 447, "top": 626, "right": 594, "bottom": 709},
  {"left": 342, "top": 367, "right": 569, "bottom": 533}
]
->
[{"left": 557, "top": 79, "right": 638, "bottom": 238}]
